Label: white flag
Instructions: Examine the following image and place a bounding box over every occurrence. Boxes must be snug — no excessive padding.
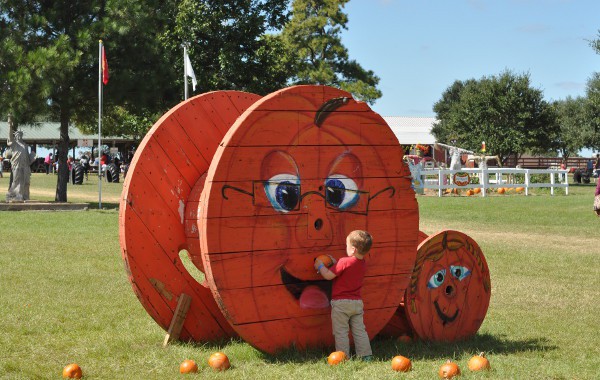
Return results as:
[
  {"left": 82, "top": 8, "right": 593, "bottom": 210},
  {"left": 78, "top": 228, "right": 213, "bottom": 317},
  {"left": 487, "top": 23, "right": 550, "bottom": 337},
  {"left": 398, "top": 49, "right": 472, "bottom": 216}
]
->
[{"left": 184, "top": 51, "right": 197, "bottom": 91}]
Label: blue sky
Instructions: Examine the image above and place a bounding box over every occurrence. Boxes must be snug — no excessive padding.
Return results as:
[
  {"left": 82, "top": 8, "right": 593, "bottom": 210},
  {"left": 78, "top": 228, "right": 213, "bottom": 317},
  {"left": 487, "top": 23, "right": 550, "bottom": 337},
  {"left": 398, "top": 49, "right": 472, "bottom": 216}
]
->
[{"left": 341, "top": 0, "right": 600, "bottom": 117}]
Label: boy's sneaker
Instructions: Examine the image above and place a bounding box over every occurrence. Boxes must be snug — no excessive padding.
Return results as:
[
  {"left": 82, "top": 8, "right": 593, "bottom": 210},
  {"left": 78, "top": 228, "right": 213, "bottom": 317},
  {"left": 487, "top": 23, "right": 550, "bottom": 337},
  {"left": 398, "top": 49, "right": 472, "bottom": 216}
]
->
[{"left": 360, "top": 355, "right": 373, "bottom": 362}]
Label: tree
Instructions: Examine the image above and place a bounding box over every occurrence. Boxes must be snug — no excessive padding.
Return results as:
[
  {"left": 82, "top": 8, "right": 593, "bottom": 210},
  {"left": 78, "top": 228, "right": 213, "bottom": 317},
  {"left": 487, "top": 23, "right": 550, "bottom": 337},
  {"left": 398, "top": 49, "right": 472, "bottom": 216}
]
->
[
  {"left": 282, "top": 0, "right": 382, "bottom": 104},
  {"left": 589, "top": 30, "right": 600, "bottom": 55},
  {"left": 432, "top": 71, "right": 558, "bottom": 164},
  {"left": 553, "top": 97, "right": 588, "bottom": 159},
  {"left": 584, "top": 72, "right": 600, "bottom": 151},
  {"left": 163, "top": 0, "right": 293, "bottom": 96},
  {"left": 0, "top": 1, "right": 110, "bottom": 201}
]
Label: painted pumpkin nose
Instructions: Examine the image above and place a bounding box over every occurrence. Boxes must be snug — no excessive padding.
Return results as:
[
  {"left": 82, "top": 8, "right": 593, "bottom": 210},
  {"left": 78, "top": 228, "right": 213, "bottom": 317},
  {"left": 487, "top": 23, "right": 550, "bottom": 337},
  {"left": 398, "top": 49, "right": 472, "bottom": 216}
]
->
[
  {"left": 314, "top": 218, "right": 323, "bottom": 230},
  {"left": 445, "top": 285, "right": 455, "bottom": 296}
]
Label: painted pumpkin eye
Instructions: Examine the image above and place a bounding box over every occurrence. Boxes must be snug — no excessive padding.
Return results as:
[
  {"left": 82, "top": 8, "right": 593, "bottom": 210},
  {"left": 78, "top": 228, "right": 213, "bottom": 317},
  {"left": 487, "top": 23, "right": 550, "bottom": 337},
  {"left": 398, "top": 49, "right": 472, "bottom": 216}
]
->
[
  {"left": 427, "top": 269, "right": 446, "bottom": 289},
  {"left": 325, "top": 174, "right": 360, "bottom": 210},
  {"left": 264, "top": 174, "right": 300, "bottom": 212},
  {"left": 450, "top": 265, "right": 471, "bottom": 281}
]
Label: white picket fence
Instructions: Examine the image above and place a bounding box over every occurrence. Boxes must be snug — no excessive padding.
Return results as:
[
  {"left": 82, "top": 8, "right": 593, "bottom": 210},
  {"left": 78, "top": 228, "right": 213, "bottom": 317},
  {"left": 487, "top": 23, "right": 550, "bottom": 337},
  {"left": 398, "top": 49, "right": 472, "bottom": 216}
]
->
[{"left": 414, "top": 167, "right": 569, "bottom": 197}]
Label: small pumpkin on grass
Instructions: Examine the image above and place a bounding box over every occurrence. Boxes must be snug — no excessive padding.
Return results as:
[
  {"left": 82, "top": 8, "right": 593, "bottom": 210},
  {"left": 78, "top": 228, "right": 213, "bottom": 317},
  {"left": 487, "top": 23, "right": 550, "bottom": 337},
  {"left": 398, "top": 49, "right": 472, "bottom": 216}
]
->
[
  {"left": 327, "top": 351, "right": 346, "bottom": 366},
  {"left": 467, "top": 352, "right": 490, "bottom": 371},
  {"left": 179, "top": 359, "right": 198, "bottom": 374},
  {"left": 62, "top": 363, "right": 82, "bottom": 379},
  {"left": 466, "top": 189, "right": 474, "bottom": 196},
  {"left": 208, "top": 352, "right": 230, "bottom": 371},
  {"left": 497, "top": 187, "right": 506, "bottom": 194},
  {"left": 397, "top": 334, "right": 412, "bottom": 343},
  {"left": 439, "top": 360, "right": 460, "bottom": 378},
  {"left": 391, "top": 355, "right": 412, "bottom": 372}
]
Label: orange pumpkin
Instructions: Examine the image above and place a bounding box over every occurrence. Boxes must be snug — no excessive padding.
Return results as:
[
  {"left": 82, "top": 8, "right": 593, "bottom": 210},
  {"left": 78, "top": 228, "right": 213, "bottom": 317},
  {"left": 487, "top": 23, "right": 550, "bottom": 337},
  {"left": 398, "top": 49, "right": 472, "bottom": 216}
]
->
[
  {"left": 473, "top": 188, "right": 481, "bottom": 194},
  {"left": 515, "top": 187, "right": 525, "bottom": 193},
  {"left": 467, "top": 352, "right": 490, "bottom": 371},
  {"left": 119, "top": 91, "right": 259, "bottom": 343},
  {"left": 497, "top": 187, "right": 505, "bottom": 194},
  {"left": 466, "top": 190, "right": 474, "bottom": 196},
  {"left": 208, "top": 352, "right": 230, "bottom": 371},
  {"left": 405, "top": 230, "right": 491, "bottom": 341},
  {"left": 200, "top": 85, "right": 419, "bottom": 353},
  {"left": 62, "top": 363, "right": 82, "bottom": 379},
  {"left": 391, "top": 355, "right": 412, "bottom": 372},
  {"left": 327, "top": 351, "right": 347, "bottom": 365},
  {"left": 315, "top": 254, "right": 334, "bottom": 268},
  {"left": 179, "top": 359, "right": 198, "bottom": 374},
  {"left": 439, "top": 360, "right": 460, "bottom": 378}
]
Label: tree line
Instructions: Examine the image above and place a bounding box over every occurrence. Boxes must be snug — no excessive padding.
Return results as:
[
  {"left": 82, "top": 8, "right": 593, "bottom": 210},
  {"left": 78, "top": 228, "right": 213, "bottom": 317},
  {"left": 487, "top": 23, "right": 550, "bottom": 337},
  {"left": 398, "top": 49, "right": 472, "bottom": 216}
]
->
[
  {"left": 432, "top": 32, "right": 600, "bottom": 164},
  {"left": 1, "top": 1, "right": 599, "bottom": 200},
  {"left": 0, "top": 0, "right": 378, "bottom": 201}
]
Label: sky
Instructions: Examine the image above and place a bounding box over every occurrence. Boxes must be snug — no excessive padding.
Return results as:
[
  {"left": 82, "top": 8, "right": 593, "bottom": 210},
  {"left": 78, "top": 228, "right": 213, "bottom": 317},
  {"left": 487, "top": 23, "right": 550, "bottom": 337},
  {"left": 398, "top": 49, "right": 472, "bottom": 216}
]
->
[{"left": 341, "top": 0, "right": 600, "bottom": 118}]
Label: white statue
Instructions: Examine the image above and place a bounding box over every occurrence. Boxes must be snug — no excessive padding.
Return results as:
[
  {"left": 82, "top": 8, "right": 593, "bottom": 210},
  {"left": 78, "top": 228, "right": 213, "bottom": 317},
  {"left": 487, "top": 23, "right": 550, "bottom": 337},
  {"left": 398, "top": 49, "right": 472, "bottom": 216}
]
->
[
  {"left": 5, "top": 130, "right": 36, "bottom": 202},
  {"left": 435, "top": 143, "right": 474, "bottom": 171}
]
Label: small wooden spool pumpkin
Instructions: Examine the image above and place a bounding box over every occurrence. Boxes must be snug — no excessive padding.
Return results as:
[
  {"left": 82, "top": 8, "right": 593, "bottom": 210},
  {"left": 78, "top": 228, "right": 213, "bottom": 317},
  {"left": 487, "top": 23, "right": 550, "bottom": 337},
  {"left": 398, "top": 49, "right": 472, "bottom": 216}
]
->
[{"left": 405, "top": 230, "right": 491, "bottom": 341}]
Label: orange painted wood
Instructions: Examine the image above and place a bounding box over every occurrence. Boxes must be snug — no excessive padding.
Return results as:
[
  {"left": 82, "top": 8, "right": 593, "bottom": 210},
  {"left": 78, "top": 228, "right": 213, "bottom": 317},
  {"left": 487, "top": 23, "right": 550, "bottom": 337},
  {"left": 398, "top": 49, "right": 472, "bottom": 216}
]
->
[
  {"left": 404, "top": 230, "right": 491, "bottom": 341},
  {"left": 119, "top": 91, "right": 260, "bottom": 343},
  {"left": 378, "top": 230, "right": 429, "bottom": 338},
  {"left": 200, "top": 85, "right": 419, "bottom": 353}
]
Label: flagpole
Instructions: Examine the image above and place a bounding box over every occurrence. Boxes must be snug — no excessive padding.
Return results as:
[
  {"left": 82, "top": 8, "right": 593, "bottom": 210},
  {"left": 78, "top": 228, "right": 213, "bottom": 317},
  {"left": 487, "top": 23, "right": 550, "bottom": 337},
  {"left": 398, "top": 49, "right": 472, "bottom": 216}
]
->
[
  {"left": 183, "top": 43, "right": 188, "bottom": 100},
  {"left": 98, "top": 39, "right": 103, "bottom": 209}
]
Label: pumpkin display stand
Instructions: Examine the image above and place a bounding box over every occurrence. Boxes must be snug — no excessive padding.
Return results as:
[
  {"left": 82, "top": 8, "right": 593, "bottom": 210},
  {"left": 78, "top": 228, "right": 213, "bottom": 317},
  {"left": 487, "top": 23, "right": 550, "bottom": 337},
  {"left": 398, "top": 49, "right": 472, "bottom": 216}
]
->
[{"left": 119, "top": 85, "right": 491, "bottom": 353}]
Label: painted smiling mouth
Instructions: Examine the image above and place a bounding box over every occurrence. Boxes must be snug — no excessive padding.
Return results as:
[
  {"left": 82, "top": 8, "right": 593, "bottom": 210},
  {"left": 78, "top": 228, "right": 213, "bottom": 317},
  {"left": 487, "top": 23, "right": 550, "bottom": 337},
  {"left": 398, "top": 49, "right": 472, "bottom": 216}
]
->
[
  {"left": 280, "top": 267, "right": 332, "bottom": 309},
  {"left": 434, "top": 300, "right": 459, "bottom": 325}
]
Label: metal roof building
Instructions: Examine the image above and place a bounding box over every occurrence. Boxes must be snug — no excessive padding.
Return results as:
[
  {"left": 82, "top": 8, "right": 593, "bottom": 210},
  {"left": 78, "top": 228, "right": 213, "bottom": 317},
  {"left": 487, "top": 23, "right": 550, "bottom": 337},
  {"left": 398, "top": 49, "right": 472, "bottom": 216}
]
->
[
  {"left": 382, "top": 116, "right": 437, "bottom": 145},
  {"left": 0, "top": 121, "right": 136, "bottom": 152}
]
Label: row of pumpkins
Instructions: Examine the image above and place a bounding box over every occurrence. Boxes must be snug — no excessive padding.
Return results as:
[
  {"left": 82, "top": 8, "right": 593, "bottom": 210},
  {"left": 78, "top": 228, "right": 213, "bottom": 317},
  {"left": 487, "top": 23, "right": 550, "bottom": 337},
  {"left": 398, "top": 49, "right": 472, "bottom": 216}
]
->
[
  {"left": 445, "top": 187, "right": 525, "bottom": 195},
  {"left": 62, "top": 352, "right": 491, "bottom": 378}
]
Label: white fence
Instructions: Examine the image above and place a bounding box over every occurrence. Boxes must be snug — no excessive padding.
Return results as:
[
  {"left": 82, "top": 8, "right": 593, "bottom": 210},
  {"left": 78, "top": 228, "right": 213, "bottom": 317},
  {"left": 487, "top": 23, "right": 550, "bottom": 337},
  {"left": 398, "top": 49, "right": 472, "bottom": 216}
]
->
[{"left": 414, "top": 168, "right": 569, "bottom": 197}]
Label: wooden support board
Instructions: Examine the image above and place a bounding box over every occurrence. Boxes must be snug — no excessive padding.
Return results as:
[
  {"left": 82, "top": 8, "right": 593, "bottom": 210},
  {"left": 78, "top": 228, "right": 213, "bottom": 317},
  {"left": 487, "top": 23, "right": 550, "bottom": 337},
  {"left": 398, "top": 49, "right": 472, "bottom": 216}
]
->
[
  {"left": 119, "top": 91, "right": 261, "bottom": 343},
  {"left": 163, "top": 293, "right": 192, "bottom": 347},
  {"left": 200, "top": 85, "right": 420, "bottom": 353}
]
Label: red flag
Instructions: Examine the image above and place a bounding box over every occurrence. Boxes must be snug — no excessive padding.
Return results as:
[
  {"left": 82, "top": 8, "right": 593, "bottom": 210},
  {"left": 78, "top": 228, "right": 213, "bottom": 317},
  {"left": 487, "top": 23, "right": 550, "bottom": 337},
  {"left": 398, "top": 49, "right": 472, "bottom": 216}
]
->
[{"left": 102, "top": 46, "right": 109, "bottom": 85}]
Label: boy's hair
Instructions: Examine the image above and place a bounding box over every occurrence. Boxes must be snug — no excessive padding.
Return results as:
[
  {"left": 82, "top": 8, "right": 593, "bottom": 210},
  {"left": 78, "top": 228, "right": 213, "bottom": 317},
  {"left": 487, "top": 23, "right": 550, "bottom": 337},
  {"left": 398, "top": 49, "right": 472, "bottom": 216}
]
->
[{"left": 347, "top": 230, "right": 373, "bottom": 255}]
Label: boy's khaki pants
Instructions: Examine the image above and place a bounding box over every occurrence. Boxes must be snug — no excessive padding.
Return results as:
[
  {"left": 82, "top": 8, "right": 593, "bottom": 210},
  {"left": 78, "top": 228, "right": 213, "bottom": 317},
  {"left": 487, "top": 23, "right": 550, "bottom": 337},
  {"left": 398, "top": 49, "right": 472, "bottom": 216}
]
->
[{"left": 331, "top": 299, "right": 372, "bottom": 357}]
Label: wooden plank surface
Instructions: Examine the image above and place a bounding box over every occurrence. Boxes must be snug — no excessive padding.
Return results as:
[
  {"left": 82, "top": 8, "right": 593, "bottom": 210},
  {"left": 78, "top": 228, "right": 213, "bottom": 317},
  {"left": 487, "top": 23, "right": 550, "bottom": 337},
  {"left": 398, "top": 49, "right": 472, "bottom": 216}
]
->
[
  {"left": 200, "top": 85, "right": 419, "bottom": 353},
  {"left": 404, "top": 230, "right": 491, "bottom": 341},
  {"left": 119, "top": 91, "right": 261, "bottom": 343}
]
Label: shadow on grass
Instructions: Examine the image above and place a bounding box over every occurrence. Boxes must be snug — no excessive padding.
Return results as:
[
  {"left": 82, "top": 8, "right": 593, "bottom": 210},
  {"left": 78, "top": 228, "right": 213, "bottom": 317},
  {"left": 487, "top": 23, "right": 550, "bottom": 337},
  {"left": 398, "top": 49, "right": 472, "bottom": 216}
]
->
[
  {"left": 85, "top": 201, "right": 120, "bottom": 210},
  {"left": 372, "top": 333, "right": 557, "bottom": 360},
  {"left": 166, "top": 333, "right": 555, "bottom": 364},
  {"left": 192, "top": 333, "right": 557, "bottom": 363}
]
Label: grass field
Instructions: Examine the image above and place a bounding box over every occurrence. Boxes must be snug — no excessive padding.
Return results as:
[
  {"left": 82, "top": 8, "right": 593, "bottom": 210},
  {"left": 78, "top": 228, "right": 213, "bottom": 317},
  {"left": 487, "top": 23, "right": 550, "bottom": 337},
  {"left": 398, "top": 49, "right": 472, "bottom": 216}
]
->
[{"left": 0, "top": 173, "right": 598, "bottom": 379}]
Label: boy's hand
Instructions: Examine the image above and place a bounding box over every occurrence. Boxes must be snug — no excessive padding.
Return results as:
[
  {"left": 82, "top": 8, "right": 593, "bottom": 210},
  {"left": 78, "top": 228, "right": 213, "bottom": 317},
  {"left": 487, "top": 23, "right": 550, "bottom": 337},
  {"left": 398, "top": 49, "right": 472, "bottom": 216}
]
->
[
  {"left": 314, "top": 259, "right": 323, "bottom": 271},
  {"left": 328, "top": 255, "right": 337, "bottom": 265}
]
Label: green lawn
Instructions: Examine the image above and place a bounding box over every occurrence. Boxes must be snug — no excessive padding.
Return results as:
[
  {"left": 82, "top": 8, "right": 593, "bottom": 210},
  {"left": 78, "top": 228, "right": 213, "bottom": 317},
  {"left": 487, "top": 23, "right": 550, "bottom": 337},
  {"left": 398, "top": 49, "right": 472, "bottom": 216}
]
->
[{"left": 0, "top": 175, "right": 598, "bottom": 379}]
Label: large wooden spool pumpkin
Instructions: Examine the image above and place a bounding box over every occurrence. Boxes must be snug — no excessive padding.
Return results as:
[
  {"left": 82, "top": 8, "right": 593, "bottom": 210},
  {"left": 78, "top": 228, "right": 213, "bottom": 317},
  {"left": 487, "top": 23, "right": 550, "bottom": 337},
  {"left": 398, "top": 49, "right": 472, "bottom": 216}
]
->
[
  {"left": 405, "top": 230, "right": 491, "bottom": 341},
  {"left": 199, "top": 85, "right": 419, "bottom": 353},
  {"left": 119, "top": 91, "right": 260, "bottom": 341}
]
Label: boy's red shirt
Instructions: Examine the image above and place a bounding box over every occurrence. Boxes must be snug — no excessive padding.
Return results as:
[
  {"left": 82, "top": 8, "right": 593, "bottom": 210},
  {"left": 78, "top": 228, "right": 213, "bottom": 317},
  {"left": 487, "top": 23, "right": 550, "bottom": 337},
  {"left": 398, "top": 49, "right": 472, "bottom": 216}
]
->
[{"left": 329, "top": 256, "right": 367, "bottom": 300}]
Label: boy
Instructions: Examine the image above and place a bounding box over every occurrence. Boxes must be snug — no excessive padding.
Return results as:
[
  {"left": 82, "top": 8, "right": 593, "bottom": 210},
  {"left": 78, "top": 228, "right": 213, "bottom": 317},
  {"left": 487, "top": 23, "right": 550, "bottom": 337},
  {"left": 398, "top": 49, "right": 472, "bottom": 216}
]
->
[{"left": 314, "top": 230, "right": 373, "bottom": 360}]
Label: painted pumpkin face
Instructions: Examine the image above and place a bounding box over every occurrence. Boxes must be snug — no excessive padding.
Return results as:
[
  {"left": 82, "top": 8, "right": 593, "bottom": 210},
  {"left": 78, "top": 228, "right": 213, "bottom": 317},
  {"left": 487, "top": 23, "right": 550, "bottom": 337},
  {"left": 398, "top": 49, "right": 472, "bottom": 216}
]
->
[
  {"left": 406, "top": 230, "right": 491, "bottom": 341},
  {"left": 200, "top": 85, "right": 419, "bottom": 353}
]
